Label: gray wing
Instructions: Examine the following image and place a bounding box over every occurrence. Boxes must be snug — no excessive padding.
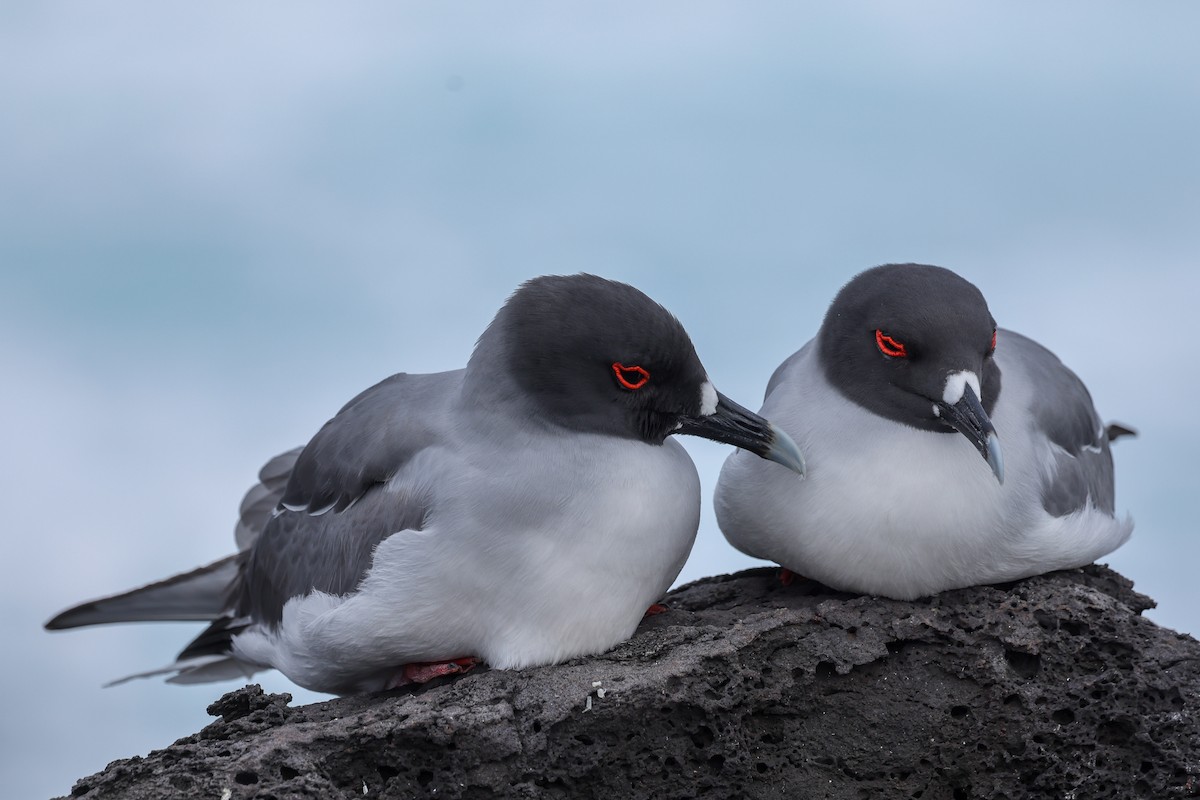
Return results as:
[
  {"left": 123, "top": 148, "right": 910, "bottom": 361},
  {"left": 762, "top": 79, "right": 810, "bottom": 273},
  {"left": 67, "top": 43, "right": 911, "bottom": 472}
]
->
[
  {"left": 280, "top": 373, "right": 447, "bottom": 514},
  {"left": 232, "top": 370, "right": 462, "bottom": 628},
  {"left": 235, "top": 447, "right": 302, "bottom": 550},
  {"left": 1001, "top": 330, "right": 1125, "bottom": 516}
]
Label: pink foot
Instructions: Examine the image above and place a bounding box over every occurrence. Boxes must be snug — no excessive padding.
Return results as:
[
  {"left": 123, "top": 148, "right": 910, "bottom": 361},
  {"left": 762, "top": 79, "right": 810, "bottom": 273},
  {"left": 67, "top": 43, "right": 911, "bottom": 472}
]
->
[
  {"left": 389, "top": 657, "right": 481, "bottom": 688},
  {"left": 779, "top": 568, "right": 797, "bottom": 587},
  {"left": 644, "top": 603, "right": 669, "bottom": 618}
]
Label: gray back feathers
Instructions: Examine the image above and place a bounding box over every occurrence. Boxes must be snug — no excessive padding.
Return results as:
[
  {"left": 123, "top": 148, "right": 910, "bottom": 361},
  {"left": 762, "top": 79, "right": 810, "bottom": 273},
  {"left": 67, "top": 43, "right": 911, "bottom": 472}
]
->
[
  {"left": 999, "top": 330, "right": 1120, "bottom": 516},
  {"left": 234, "top": 372, "right": 454, "bottom": 626}
]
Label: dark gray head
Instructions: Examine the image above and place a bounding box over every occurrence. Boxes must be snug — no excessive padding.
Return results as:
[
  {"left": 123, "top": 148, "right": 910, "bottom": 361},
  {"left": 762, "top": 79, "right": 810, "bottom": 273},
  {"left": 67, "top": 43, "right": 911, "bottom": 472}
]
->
[
  {"left": 472, "top": 273, "right": 805, "bottom": 474},
  {"left": 818, "top": 264, "right": 1004, "bottom": 480}
]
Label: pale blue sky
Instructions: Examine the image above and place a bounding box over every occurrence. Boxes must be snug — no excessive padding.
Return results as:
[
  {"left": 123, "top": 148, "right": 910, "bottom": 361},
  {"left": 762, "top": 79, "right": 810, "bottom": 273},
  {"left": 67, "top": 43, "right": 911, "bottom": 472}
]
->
[{"left": 3, "top": 4, "right": 1198, "bottom": 797}]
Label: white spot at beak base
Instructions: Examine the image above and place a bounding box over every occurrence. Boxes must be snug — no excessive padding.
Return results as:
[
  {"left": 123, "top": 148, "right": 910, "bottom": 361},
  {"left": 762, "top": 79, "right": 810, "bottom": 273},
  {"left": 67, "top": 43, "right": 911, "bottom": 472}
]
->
[
  {"left": 942, "top": 370, "right": 981, "bottom": 406},
  {"left": 699, "top": 380, "right": 719, "bottom": 417}
]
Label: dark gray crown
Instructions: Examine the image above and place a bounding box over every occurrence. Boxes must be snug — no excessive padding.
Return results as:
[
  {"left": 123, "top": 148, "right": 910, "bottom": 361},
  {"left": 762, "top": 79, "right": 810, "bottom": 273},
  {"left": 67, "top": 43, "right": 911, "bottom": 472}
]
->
[
  {"left": 818, "top": 264, "right": 1001, "bottom": 431},
  {"left": 473, "top": 274, "right": 710, "bottom": 443}
]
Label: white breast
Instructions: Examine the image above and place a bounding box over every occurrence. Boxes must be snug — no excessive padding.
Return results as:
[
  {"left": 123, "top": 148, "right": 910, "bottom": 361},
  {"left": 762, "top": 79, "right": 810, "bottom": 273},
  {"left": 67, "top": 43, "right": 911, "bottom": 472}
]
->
[
  {"left": 715, "top": 345, "right": 1130, "bottom": 600},
  {"left": 235, "top": 434, "right": 701, "bottom": 692}
]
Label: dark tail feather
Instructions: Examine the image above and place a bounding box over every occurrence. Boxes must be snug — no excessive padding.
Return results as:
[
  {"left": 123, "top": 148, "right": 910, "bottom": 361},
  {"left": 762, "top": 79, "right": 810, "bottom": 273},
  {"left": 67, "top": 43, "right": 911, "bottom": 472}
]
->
[
  {"left": 44, "top": 556, "right": 238, "bottom": 630},
  {"left": 1106, "top": 422, "right": 1138, "bottom": 443},
  {"left": 175, "top": 615, "right": 252, "bottom": 661}
]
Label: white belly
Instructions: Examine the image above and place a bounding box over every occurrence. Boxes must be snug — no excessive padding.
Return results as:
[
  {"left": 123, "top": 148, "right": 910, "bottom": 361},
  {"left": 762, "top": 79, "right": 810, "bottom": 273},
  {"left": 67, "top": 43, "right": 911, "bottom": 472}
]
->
[
  {"left": 234, "top": 435, "right": 701, "bottom": 692},
  {"left": 716, "top": 348, "right": 1130, "bottom": 600}
]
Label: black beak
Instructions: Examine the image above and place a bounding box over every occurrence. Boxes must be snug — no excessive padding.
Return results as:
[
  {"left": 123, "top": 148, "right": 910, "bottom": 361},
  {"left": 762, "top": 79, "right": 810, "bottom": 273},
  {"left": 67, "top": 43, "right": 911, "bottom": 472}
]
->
[
  {"left": 936, "top": 383, "right": 1004, "bottom": 483},
  {"left": 677, "top": 391, "right": 806, "bottom": 476}
]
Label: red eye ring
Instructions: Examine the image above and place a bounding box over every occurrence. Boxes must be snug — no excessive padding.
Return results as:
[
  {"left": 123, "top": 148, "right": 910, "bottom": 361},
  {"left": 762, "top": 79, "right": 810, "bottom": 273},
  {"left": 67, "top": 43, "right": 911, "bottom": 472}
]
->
[
  {"left": 875, "top": 330, "right": 908, "bottom": 358},
  {"left": 612, "top": 362, "right": 650, "bottom": 390},
  {"left": 989, "top": 329, "right": 998, "bottom": 354}
]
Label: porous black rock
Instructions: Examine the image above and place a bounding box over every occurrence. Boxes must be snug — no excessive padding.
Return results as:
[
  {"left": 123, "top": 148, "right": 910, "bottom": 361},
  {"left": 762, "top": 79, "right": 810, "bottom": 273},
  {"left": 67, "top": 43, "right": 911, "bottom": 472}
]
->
[{"left": 61, "top": 566, "right": 1200, "bottom": 799}]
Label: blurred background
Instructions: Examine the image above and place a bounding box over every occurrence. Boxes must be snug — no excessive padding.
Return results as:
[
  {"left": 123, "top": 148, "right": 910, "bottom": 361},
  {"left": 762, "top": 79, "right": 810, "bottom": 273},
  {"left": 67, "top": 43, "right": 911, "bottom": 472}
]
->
[{"left": 3, "top": 3, "right": 1197, "bottom": 797}]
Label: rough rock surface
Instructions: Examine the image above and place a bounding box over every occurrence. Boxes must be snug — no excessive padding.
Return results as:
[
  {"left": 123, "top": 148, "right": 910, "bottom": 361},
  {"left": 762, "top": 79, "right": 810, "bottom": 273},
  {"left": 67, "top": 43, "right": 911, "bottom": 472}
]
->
[{"left": 62, "top": 566, "right": 1200, "bottom": 800}]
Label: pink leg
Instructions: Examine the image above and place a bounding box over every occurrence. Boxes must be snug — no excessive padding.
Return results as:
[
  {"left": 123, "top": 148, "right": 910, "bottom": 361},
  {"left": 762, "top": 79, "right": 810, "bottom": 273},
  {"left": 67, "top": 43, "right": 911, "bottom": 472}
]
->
[
  {"left": 387, "top": 657, "right": 481, "bottom": 688},
  {"left": 644, "top": 603, "right": 669, "bottom": 618},
  {"left": 779, "top": 567, "right": 796, "bottom": 587}
]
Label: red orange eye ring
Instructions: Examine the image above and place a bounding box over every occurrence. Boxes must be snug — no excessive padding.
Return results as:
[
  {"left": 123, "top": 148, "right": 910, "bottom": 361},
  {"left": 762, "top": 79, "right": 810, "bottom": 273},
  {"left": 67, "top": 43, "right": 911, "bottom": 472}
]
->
[
  {"left": 875, "top": 330, "right": 908, "bottom": 358},
  {"left": 612, "top": 362, "right": 650, "bottom": 390},
  {"left": 990, "top": 329, "right": 998, "bottom": 353}
]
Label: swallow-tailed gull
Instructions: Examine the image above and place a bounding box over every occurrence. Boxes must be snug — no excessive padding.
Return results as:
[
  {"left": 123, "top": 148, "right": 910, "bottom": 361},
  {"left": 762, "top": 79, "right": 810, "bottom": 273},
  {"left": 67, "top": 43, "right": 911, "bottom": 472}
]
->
[
  {"left": 715, "top": 263, "right": 1132, "bottom": 600},
  {"left": 47, "top": 274, "right": 805, "bottom": 694}
]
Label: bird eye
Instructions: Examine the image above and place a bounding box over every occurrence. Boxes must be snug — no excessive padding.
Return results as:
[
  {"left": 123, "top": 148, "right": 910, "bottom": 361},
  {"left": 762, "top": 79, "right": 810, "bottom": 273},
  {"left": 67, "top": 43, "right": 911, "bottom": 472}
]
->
[
  {"left": 988, "top": 328, "right": 997, "bottom": 356},
  {"left": 875, "top": 330, "right": 908, "bottom": 358},
  {"left": 612, "top": 362, "right": 650, "bottom": 390}
]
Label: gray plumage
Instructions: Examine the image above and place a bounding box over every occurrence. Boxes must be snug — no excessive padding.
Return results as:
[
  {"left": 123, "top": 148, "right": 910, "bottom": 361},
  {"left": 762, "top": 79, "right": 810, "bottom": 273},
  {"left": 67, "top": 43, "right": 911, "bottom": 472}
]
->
[
  {"left": 716, "top": 264, "right": 1132, "bottom": 600},
  {"left": 46, "top": 274, "right": 804, "bottom": 693},
  {"left": 1009, "top": 329, "right": 1119, "bottom": 517},
  {"left": 243, "top": 373, "right": 457, "bottom": 626}
]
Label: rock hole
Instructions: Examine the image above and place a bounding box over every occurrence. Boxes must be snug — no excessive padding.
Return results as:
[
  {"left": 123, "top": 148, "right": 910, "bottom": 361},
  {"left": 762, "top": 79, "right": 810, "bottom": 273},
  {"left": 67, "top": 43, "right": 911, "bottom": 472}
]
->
[
  {"left": 532, "top": 720, "right": 542, "bottom": 733},
  {"left": 1062, "top": 620, "right": 1090, "bottom": 636},
  {"left": 575, "top": 734, "right": 594, "bottom": 746},
  {"left": 949, "top": 705, "right": 969, "bottom": 719},
  {"left": 1052, "top": 709, "right": 1076, "bottom": 725},
  {"left": 1033, "top": 609, "right": 1057, "bottom": 630},
  {"left": 756, "top": 762, "right": 769, "bottom": 774},
  {"left": 815, "top": 661, "right": 836, "bottom": 678},
  {"left": 707, "top": 754, "right": 725, "bottom": 774},
  {"left": 279, "top": 766, "right": 300, "bottom": 781},
  {"left": 691, "top": 726, "right": 715, "bottom": 748},
  {"left": 1004, "top": 648, "right": 1041, "bottom": 678},
  {"left": 234, "top": 771, "right": 259, "bottom": 785},
  {"left": 1003, "top": 694, "right": 1022, "bottom": 707},
  {"left": 417, "top": 769, "right": 434, "bottom": 787}
]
